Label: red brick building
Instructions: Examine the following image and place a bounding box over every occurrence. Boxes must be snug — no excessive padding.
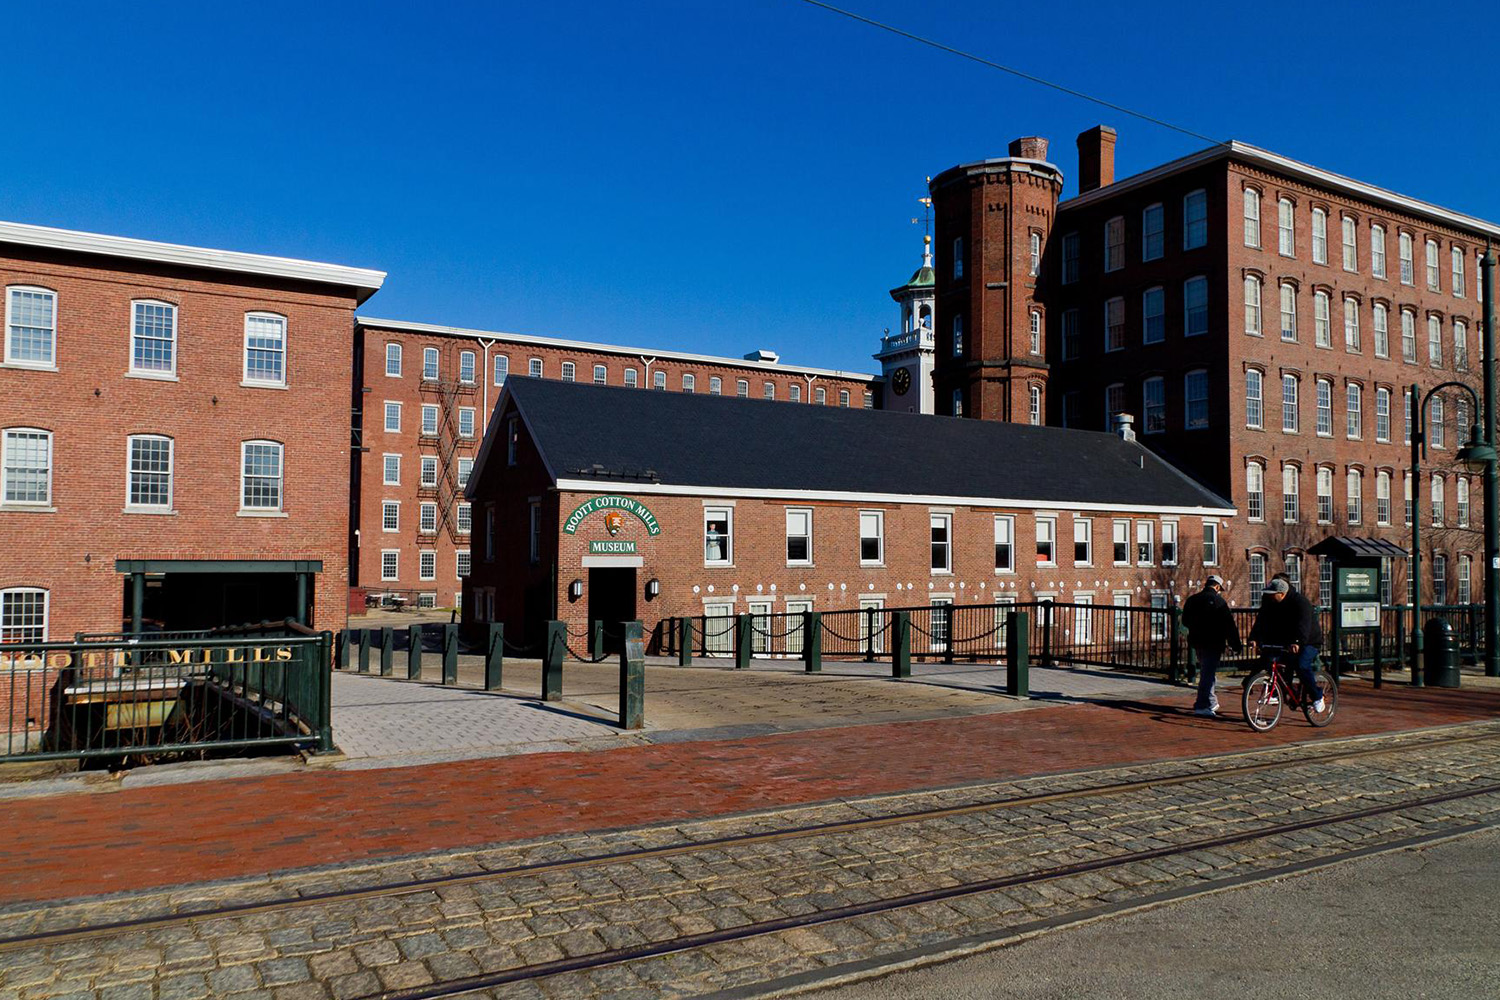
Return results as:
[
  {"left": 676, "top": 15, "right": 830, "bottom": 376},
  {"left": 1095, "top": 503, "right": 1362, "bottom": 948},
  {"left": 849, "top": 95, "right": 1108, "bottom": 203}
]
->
[
  {"left": 353, "top": 317, "right": 881, "bottom": 610},
  {"left": 935, "top": 130, "right": 1498, "bottom": 607},
  {"left": 0, "top": 221, "right": 384, "bottom": 642},
  {"left": 463, "top": 378, "right": 1234, "bottom": 646}
]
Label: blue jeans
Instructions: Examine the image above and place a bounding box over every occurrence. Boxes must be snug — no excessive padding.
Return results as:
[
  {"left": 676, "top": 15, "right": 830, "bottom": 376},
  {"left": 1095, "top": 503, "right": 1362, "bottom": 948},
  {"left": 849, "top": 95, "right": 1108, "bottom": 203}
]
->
[
  {"left": 1193, "top": 646, "right": 1222, "bottom": 711},
  {"left": 1287, "top": 645, "right": 1322, "bottom": 702}
]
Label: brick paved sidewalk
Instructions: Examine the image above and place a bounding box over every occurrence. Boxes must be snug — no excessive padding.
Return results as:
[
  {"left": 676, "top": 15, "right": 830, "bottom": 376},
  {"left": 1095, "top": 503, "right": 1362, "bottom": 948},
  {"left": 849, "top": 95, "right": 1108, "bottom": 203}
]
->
[{"left": 1, "top": 681, "right": 1495, "bottom": 908}]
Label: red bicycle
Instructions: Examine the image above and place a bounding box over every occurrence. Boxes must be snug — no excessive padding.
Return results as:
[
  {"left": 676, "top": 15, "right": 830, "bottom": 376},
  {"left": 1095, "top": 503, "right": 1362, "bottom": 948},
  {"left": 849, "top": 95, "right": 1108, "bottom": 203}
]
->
[{"left": 1242, "top": 644, "right": 1337, "bottom": 732}]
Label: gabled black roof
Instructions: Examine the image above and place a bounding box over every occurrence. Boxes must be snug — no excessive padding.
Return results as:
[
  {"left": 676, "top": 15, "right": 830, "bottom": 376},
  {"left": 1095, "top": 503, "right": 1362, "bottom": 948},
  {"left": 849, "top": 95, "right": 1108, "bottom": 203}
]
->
[{"left": 485, "top": 378, "right": 1235, "bottom": 512}]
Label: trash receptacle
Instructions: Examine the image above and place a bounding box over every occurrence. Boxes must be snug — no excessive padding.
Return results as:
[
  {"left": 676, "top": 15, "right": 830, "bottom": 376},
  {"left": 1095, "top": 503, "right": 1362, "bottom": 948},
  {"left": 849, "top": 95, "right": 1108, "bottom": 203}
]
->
[{"left": 1422, "top": 617, "right": 1461, "bottom": 688}]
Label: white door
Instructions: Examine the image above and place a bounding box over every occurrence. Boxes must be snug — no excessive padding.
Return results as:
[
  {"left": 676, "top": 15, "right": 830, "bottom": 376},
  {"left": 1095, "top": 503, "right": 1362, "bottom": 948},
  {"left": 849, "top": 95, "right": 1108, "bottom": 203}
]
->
[
  {"left": 748, "top": 601, "right": 772, "bottom": 655},
  {"left": 858, "top": 598, "right": 885, "bottom": 654},
  {"left": 704, "top": 603, "right": 735, "bottom": 655},
  {"left": 784, "top": 600, "right": 813, "bottom": 654}
]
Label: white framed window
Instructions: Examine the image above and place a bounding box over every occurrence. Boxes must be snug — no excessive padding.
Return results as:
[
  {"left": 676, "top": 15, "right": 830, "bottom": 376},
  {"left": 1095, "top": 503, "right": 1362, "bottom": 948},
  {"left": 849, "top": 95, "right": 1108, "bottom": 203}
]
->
[
  {"left": 419, "top": 502, "right": 437, "bottom": 534},
  {"left": 1105, "top": 296, "right": 1125, "bottom": 351},
  {"left": 709, "top": 376, "right": 722, "bottom": 395},
  {"left": 1402, "top": 308, "right": 1417, "bottom": 363},
  {"left": 1452, "top": 246, "right": 1466, "bottom": 298},
  {"left": 591, "top": 364, "right": 607, "bottom": 384},
  {"left": 1243, "top": 188, "right": 1261, "bottom": 248},
  {"left": 1183, "top": 189, "right": 1207, "bottom": 249},
  {"left": 240, "top": 440, "right": 283, "bottom": 511},
  {"left": 1371, "top": 224, "right": 1387, "bottom": 278},
  {"left": 625, "top": 368, "right": 640, "bottom": 388},
  {"left": 459, "top": 407, "right": 476, "bottom": 438},
  {"left": 990, "top": 514, "right": 1014, "bottom": 572},
  {"left": 1278, "top": 197, "right": 1295, "bottom": 255},
  {"left": 419, "top": 550, "right": 436, "bottom": 581},
  {"left": 1376, "top": 387, "right": 1391, "bottom": 442},
  {"left": 952, "top": 236, "right": 964, "bottom": 279},
  {"left": 930, "top": 512, "right": 952, "bottom": 573},
  {"left": 0, "top": 588, "right": 47, "bottom": 645},
  {"left": 1073, "top": 595, "right": 1095, "bottom": 645},
  {"left": 814, "top": 386, "right": 826, "bottom": 405},
  {"left": 1105, "top": 383, "right": 1125, "bottom": 430},
  {"left": 952, "top": 314, "right": 964, "bottom": 356},
  {"left": 1399, "top": 232, "right": 1415, "bottom": 284},
  {"left": 1029, "top": 230, "right": 1043, "bottom": 275},
  {"left": 1112, "top": 519, "right": 1131, "bottom": 564},
  {"left": 1376, "top": 471, "right": 1391, "bottom": 526},
  {"left": 1105, "top": 216, "right": 1125, "bottom": 272},
  {"left": 1431, "top": 396, "right": 1446, "bottom": 449},
  {"left": 1143, "top": 376, "right": 1165, "bottom": 434},
  {"left": 1347, "top": 469, "right": 1363, "bottom": 525},
  {"left": 456, "top": 502, "right": 471, "bottom": 535},
  {"left": 1283, "top": 465, "right": 1300, "bottom": 523},
  {"left": 422, "top": 347, "right": 439, "bottom": 381},
  {"left": 561, "top": 361, "right": 576, "bottom": 382},
  {"left": 384, "top": 401, "right": 401, "bottom": 433},
  {"left": 1459, "top": 555, "right": 1472, "bottom": 604},
  {"left": 1245, "top": 370, "right": 1263, "bottom": 430},
  {"left": 1455, "top": 320, "right": 1469, "bottom": 372},
  {"left": 385, "top": 342, "right": 402, "bottom": 377},
  {"left": 1185, "top": 370, "right": 1208, "bottom": 430},
  {"left": 493, "top": 354, "right": 509, "bottom": 385},
  {"left": 1184, "top": 276, "right": 1208, "bottom": 336},
  {"left": 1282, "top": 374, "right": 1299, "bottom": 433},
  {"left": 383, "top": 453, "right": 401, "bottom": 485},
  {"left": 382, "top": 500, "right": 400, "bottom": 532},
  {"left": 789, "top": 384, "right": 801, "bottom": 403},
  {"left": 1285, "top": 553, "right": 1302, "bottom": 591},
  {"left": 1346, "top": 383, "right": 1362, "bottom": 439},
  {"left": 1425, "top": 238, "right": 1440, "bottom": 290},
  {"left": 1343, "top": 297, "right": 1360, "bottom": 352},
  {"left": 1161, "top": 521, "right": 1178, "bottom": 565},
  {"left": 381, "top": 550, "right": 399, "bottom": 581},
  {"left": 457, "top": 457, "right": 473, "bottom": 489},
  {"left": 1243, "top": 274, "right": 1262, "bottom": 335},
  {"left": 1202, "top": 522, "right": 1218, "bottom": 565},
  {"left": 1314, "top": 290, "right": 1331, "bottom": 348},
  {"left": 1142, "top": 204, "right": 1164, "bottom": 261},
  {"left": 785, "top": 507, "right": 812, "bottom": 565},
  {"left": 863, "top": 390, "right": 873, "bottom": 409},
  {"left": 1428, "top": 314, "right": 1443, "bottom": 366},
  {"left": 420, "top": 455, "right": 438, "bottom": 486},
  {"left": 1431, "top": 475, "right": 1445, "bottom": 525},
  {"left": 1405, "top": 471, "right": 1414, "bottom": 526},
  {"left": 838, "top": 389, "right": 850, "bottom": 408},
  {"left": 762, "top": 381, "right": 775, "bottom": 400},
  {"left": 653, "top": 370, "right": 667, "bottom": 390},
  {"left": 1030, "top": 309, "right": 1043, "bottom": 353},
  {"left": 241, "top": 313, "right": 287, "bottom": 386},
  {"left": 5, "top": 286, "right": 57, "bottom": 368},
  {"left": 1373, "top": 303, "right": 1389, "bottom": 358},
  {"left": 459, "top": 350, "right": 476, "bottom": 384},
  {"left": 1062, "top": 232, "right": 1080, "bottom": 283},
  {"left": 1135, "top": 520, "right": 1154, "bottom": 565},
  {"left": 1074, "top": 517, "right": 1093, "bottom": 566},
  {"left": 860, "top": 510, "right": 884, "bottom": 565},
  {"left": 126, "top": 434, "right": 173, "bottom": 509},
  {"left": 1458, "top": 476, "right": 1471, "bottom": 528},
  {"left": 421, "top": 404, "right": 439, "bottom": 437},
  {"left": 705, "top": 506, "right": 733, "bottom": 565},
  {"left": 1315, "top": 378, "right": 1332, "bottom": 436},
  {"left": 130, "top": 300, "right": 177, "bottom": 376},
  {"left": 528, "top": 357, "right": 543, "bottom": 378},
  {"left": 457, "top": 550, "right": 471, "bottom": 578},
  {"left": 1341, "top": 215, "right": 1358, "bottom": 271},
  {"left": 1279, "top": 283, "right": 1297, "bottom": 341},
  {"left": 736, "top": 378, "right": 748, "bottom": 397},
  {"left": 1142, "top": 288, "right": 1164, "bottom": 344},
  {"left": 1028, "top": 384, "right": 1041, "bottom": 425},
  {"left": 1247, "top": 462, "right": 1264, "bottom": 521},
  {"left": 1249, "top": 553, "right": 1267, "bottom": 595},
  {"left": 1035, "top": 516, "right": 1056, "bottom": 567},
  {"left": 1312, "top": 208, "right": 1328, "bottom": 264}
]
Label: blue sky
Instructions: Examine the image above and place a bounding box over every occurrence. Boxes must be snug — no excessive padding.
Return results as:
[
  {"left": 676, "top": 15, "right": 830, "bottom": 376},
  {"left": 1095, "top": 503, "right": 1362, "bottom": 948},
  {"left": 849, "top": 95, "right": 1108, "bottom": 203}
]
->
[{"left": 4, "top": 1, "right": 1496, "bottom": 373}]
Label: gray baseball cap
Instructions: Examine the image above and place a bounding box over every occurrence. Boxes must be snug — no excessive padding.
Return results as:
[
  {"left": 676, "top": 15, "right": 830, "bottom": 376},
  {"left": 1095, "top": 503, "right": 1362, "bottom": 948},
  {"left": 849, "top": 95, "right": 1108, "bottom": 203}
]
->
[
  {"left": 1206, "top": 574, "right": 1226, "bottom": 588},
  {"left": 1263, "top": 579, "right": 1290, "bottom": 595}
]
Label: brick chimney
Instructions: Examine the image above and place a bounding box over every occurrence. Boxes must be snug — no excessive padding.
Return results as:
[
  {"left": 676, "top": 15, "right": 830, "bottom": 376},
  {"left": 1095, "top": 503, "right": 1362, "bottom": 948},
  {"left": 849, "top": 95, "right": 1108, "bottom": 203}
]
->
[
  {"left": 1076, "top": 125, "right": 1118, "bottom": 194},
  {"left": 1008, "top": 136, "right": 1049, "bottom": 161}
]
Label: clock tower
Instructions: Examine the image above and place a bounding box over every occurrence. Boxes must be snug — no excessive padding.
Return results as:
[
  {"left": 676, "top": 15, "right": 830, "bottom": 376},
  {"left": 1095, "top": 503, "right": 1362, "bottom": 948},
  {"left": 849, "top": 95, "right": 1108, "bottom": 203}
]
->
[{"left": 875, "top": 234, "right": 937, "bottom": 414}]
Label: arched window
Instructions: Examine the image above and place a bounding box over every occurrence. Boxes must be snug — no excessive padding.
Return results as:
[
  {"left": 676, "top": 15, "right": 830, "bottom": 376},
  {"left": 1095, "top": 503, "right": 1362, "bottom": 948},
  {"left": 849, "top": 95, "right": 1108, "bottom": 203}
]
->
[
  {"left": 1246, "top": 462, "right": 1264, "bottom": 521},
  {"left": 0, "top": 587, "right": 48, "bottom": 644},
  {"left": 1244, "top": 275, "right": 1262, "bottom": 335},
  {"left": 1282, "top": 465, "right": 1300, "bottom": 523},
  {"left": 240, "top": 440, "right": 284, "bottom": 512}
]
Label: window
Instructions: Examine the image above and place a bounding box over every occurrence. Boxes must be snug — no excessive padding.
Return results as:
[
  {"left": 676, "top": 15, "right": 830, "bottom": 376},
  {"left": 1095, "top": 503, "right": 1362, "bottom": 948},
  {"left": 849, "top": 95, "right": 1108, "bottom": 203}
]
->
[
  {"left": 1285, "top": 554, "right": 1302, "bottom": 592},
  {"left": 1458, "top": 399, "right": 1471, "bottom": 447},
  {"left": 1105, "top": 216, "right": 1125, "bottom": 271},
  {"left": 1459, "top": 556, "right": 1472, "bottom": 604},
  {"left": 383, "top": 454, "right": 400, "bottom": 485},
  {"left": 505, "top": 417, "right": 519, "bottom": 466},
  {"left": 705, "top": 507, "right": 732, "bottom": 564},
  {"left": 1028, "top": 384, "right": 1041, "bottom": 425},
  {"left": 457, "top": 550, "right": 471, "bottom": 578},
  {"left": 1401, "top": 309, "right": 1417, "bottom": 363},
  {"left": 1182, "top": 370, "right": 1208, "bottom": 429},
  {"left": 455, "top": 458, "right": 472, "bottom": 490},
  {"left": 1425, "top": 238, "right": 1440, "bottom": 290},
  {"left": 1062, "top": 232, "right": 1080, "bottom": 283},
  {"left": 1455, "top": 320, "right": 1469, "bottom": 372},
  {"left": 1453, "top": 247, "right": 1466, "bottom": 298},
  {"left": 951, "top": 388, "right": 964, "bottom": 418},
  {"left": 493, "top": 354, "right": 509, "bottom": 385},
  {"left": 930, "top": 513, "right": 952, "bottom": 572},
  {"left": 1343, "top": 297, "right": 1360, "bottom": 352},
  {"left": 1113, "top": 520, "right": 1130, "bottom": 564},
  {"left": 1243, "top": 189, "right": 1261, "bottom": 248},
  {"left": 762, "top": 381, "right": 774, "bottom": 400},
  {"left": 1316, "top": 467, "right": 1334, "bottom": 523},
  {"left": 589, "top": 364, "right": 606, "bottom": 385},
  {"left": 0, "top": 588, "right": 47, "bottom": 644},
  {"left": 1142, "top": 288, "right": 1164, "bottom": 344},
  {"left": 420, "top": 404, "right": 439, "bottom": 436},
  {"left": 1399, "top": 232, "right": 1415, "bottom": 284},
  {"left": 1282, "top": 465, "right": 1300, "bottom": 523},
  {"left": 419, "top": 550, "right": 436, "bottom": 581},
  {"left": 1073, "top": 517, "right": 1092, "bottom": 565},
  {"left": 1312, "top": 208, "right": 1328, "bottom": 264},
  {"left": 1249, "top": 553, "right": 1268, "bottom": 595},
  {"left": 1373, "top": 303, "right": 1389, "bottom": 358},
  {"left": 131, "top": 301, "right": 177, "bottom": 376},
  {"left": 385, "top": 342, "right": 402, "bottom": 377},
  {"left": 1036, "top": 517, "right": 1056, "bottom": 566},
  {"left": 1315, "top": 378, "right": 1332, "bottom": 436},
  {"left": 1314, "top": 290, "right": 1331, "bottom": 348},
  {"left": 459, "top": 350, "right": 476, "bottom": 384},
  {"left": 561, "top": 362, "right": 576, "bottom": 382},
  {"left": 384, "top": 401, "right": 401, "bottom": 433},
  {"left": 1346, "top": 383, "right": 1362, "bottom": 439},
  {"left": 1347, "top": 469, "right": 1363, "bottom": 524},
  {"left": 1381, "top": 557, "right": 1393, "bottom": 605},
  {"left": 1202, "top": 523, "right": 1218, "bottom": 565},
  {"left": 1376, "top": 471, "right": 1391, "bottom": 525},
  {"left": 682, "top": 373, "right": 695, "bottom": 394},
  {"left": 620, "top": 367, "right": 637, "bottom": 388},
  {"left": 1244, "top": 275, "right": 1262, "bottom": 335},
  {"left": 455, "top": 501, "right": 472, "bottom": 535},
  {"left": 1062, "top": 308, "right": 1081, "bottom": 359},
  {"left": 240, "top": 441, "right": 283, "bottom": 511},
  {"left": 1105, "top": 297, "right": 1125, "bottom": 351},
  {"left": 1458, "top": 476, "right": 1471, "bottom": 528},
  {"left": 1428, "top": 315, "right": 1443, "bottom": 366},
  {"left": 653, "top": 370, "right": 667, "bottom": 391},
  {"left": 952, "top": 237, "right": 964, "bottom": 278},
  {"left": 709, "top": 376, "right": 721, "bottom": 395},
  {"left": 1431, "top": 396, "right": 1445, "bottom": 449},
  {"left": 422, "top": 347, "right": 439, "bottom": 381},
  {"left": 1245, "top": 370, "right": 1264, "bottom": 430},
  {"left": 952, "top": 314, "right": 964, "bottom": 356},
  {"left": 785, "top": 508, "right": 812, "bottom": 565},
  {"left": 1142, "top": 204, "right": 1164, "bottom": 261},
  {"left": 1183, "top": 190, "right": 1208, "bottom": 249},
  {"left": 126, "top": 435, "right": 172, "bottom": 509},
  {"left": 1279, "top": 283, "right": 1297, "bottom": 341},
  {"left": 1405, "top": 472, "right": 1414, "bottom": 526},
  {"left": 4, "top": 287, "right": 55, "bottom": 367},
  {"left": 382, "top": 551, "right": 399, "bottom": 581},
  {"left": 1184, "top": 276, "right": 1208, "bottom": 336},
  {"left": 234, "top": 313, "right": 288, "bottom": 386},
  {"left": 1143, "top": 377, "right": 1165, "bottom": 434},
  {"left": 1278, "top": 198, "right": 1295, "bottom": 255},
  {"left": 860, "top": 510, "right": 884, "bottom": 565},
  {"left": 1029, "top": 231, "right": 1042, "bottom": 275},
  {"left": 1247, "top": 462, "right": 1264, "bottom": 522},
  {"left": 838, "top": 389, "right": 850, "bottom": 408},
  {"left": 382, "top": 501, "right": 399, "bottom": 531},
  {"left": 1376, "top": 387, "right": 1391, "bottom": 442},
  {"left": 1030, "top": 309, "right": 1044, "bottom": 353},
  {"left": 1161, "top": 521, "right": 1178, "bottom": 565},
  {"left": 1342, "top": 215, "right": 1358, "bottom": 271},
  {"left": 1105, "top": 384, "right": 1125, "bottom": 430},
  {"left": 420, "top": 455, "right": 438, "bottom": 486},
  {"left": 1135, "top": 520, "right": 1154, "bottom": 565},
  {"left": 458, "top": 407, "right": 476, "bottom": 439},
  {"left": 790, "top": 384, "right": 802, "bottom": 403},
  {"left": 736, "top": 378, "right": 748, "bottom": 397},
  {"left": 864, "top": 391, "right": 873, "bottom": 409},
  {"left": 1282, "top": 374, "right": 1299, "bottom": 433},
  {"left": 1371, "top": 224, "right": 1387, "bottom": 278},
  {"left": 1432, "top": 475, "right": 1445, "bottom": 526},
  {"left": 529, "top": 502, "right": 541, "bottom": 563}
]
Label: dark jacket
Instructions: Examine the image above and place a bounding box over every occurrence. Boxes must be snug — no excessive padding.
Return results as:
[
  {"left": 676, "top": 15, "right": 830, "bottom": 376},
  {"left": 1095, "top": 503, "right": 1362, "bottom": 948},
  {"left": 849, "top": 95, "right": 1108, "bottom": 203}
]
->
[
  {"left": 1249, "top": 589, "right": 1324, "bottom": 647},
  {"left": 1182, "top": 585, "right": 1242, "bottom": 654}
]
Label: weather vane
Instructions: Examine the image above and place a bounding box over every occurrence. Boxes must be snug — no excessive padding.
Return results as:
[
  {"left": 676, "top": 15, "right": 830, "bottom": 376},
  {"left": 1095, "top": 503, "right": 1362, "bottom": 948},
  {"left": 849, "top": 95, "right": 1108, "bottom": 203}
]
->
[{"left": 911, "top": 180, "right": 933, "bottom": 241}]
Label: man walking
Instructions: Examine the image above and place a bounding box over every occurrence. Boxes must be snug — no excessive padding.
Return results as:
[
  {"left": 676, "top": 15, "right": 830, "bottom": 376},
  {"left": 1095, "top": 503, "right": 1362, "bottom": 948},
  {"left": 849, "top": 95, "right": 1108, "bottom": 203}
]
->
[
  {"left": 1249, "top": 578, "right": 1326, "bottom": 713},
  {"left": 1183, "top": 575, "right": 1241, "bottom": 717}
]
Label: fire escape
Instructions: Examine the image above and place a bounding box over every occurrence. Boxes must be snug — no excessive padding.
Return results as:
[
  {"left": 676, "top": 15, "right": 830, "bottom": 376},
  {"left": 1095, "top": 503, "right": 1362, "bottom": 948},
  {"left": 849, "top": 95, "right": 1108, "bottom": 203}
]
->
[{"left": 417, "top": 349, "right": 478, "bottom": 546}]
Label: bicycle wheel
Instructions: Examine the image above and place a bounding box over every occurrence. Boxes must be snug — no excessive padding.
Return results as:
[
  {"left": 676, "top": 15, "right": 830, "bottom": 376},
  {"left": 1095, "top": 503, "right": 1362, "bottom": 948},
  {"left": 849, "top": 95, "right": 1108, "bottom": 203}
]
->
[
  {"left": 1302, "top": 670, "right": 1337, "bottom": 727},
  {"left": 1242, "top": 669, "right": 1283, "bottom": 732}
]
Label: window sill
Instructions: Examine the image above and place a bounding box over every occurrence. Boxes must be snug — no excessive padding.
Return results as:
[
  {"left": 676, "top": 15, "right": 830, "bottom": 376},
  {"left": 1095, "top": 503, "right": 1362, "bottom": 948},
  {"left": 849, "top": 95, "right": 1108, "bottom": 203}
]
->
[
  {"left": 123, "top": 507, "right": 176, "bottom": 516},
  {"left": 704, "top": 563, "right": 735, "bottom": 569},
  {"left": 787, "top": 563, "right": 814, "bottom": 569},
  {"left": 930, "top": 570, "right": 953, "bottom": 577},
  {"left": 0, "top": 504, "right": 56, "bottom": 513},
  {"left": 126, "top": 370, "right": 179, "bottom": 382},
  {"left": 237, "top": 509, "right": 289, "bottom": 518},
  {"left": 994, "top": 568, "right": 1015, "bottom": 575},
  {"left": 241, "top": 380, "right": 288, "bottom": 390},
  {"left": 0, "top": 361, "right": 58, "bottom": 372}
]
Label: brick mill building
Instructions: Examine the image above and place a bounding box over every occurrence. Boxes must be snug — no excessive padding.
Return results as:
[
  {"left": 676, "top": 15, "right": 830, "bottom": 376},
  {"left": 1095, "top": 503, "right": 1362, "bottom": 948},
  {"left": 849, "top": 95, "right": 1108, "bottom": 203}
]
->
[
  {"left": 932, "top": 128, "right": 1498, "bottom": 607},
  {"left": 352, "top": 317, "right": 881, "bottom": 610},
  {"left": 462, "top": 377, "right": 1234, "bottom": 647},
  {"left": 0, "top": 221, "right": 384, "bottom": 642}
]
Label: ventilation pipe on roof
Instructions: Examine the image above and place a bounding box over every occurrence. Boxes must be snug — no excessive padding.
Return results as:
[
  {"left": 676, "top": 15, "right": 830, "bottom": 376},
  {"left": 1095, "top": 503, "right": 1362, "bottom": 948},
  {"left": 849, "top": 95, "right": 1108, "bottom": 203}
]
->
[
  {"left": 744, "top": 349, "right": 780, "bottom": 364},
  {"left": 1115, "top": 412, "right": 1137, "bottom": 442}
]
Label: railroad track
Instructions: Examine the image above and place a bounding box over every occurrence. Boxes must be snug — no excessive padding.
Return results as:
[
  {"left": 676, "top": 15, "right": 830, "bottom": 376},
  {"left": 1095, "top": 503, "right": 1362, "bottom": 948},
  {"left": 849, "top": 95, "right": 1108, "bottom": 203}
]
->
[{"left": 3, "top": 726, "right": 1496, "bottom": 957}]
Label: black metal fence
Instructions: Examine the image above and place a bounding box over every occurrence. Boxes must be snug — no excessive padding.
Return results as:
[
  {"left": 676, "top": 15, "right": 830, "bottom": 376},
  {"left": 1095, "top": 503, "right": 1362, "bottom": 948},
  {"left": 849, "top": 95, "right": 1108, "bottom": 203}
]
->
[{"left": 1, "top": 621, "right": 332, "bottom": 763}]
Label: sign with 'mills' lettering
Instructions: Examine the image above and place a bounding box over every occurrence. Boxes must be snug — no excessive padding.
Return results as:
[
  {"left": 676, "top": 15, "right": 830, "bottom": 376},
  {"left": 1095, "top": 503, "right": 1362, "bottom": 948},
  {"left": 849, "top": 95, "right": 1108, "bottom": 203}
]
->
[{"left": 562, "top": 495, "right": 661, "bottom": 536}]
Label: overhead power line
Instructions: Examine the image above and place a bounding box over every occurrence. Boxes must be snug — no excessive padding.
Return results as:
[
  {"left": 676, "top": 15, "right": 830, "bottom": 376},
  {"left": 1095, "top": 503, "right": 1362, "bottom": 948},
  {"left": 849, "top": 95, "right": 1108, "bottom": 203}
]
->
[{"left": 796, "top": 0, "right": 1222, "bottom": 145}]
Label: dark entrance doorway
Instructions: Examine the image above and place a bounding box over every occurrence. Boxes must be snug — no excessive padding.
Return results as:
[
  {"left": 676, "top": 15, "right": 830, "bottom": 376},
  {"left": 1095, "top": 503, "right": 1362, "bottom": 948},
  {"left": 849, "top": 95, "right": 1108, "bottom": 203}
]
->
[{"left": 588, "top": 567, "right": 637, "bottom": 653}]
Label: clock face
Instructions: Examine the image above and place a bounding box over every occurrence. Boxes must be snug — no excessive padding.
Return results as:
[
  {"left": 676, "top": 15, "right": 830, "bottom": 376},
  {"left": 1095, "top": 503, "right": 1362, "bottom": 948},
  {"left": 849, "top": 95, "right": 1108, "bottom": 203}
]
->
[{"left": 892, "top": 368, "right": 912, "bottom": 396}]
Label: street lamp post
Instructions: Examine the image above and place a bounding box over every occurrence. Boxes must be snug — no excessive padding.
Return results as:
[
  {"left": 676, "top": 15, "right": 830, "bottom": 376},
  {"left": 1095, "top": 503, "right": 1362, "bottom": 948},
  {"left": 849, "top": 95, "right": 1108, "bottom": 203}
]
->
[{"left": 1481, "top": 246, "right": 1499, "bottom": 678}]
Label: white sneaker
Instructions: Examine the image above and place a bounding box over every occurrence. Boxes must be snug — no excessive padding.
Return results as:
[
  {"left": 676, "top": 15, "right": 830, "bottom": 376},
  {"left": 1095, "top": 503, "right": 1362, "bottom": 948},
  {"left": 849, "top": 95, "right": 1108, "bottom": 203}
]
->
[
  {"left": 1193, "top": 707, "right": 1220, "bottom": 718},
  {"left": 1313, "top": 697, "right": 1326, "bottom": 714}
]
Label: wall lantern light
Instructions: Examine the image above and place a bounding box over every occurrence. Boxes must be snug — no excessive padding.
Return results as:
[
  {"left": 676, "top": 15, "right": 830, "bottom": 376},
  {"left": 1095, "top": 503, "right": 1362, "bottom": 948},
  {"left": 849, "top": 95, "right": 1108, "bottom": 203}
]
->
[
  {"left": 645, "top": 578, "right": 661, "bottom": 600},
  {"left": 568, "top": 579, "right": 583, "bottom": 601}
]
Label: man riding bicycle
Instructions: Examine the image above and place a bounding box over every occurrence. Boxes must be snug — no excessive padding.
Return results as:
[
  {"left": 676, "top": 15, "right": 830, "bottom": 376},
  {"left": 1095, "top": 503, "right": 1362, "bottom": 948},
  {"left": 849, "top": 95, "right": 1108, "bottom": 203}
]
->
[{"left": 1248, "top": 577, "right": 1325, "bottom": 714}]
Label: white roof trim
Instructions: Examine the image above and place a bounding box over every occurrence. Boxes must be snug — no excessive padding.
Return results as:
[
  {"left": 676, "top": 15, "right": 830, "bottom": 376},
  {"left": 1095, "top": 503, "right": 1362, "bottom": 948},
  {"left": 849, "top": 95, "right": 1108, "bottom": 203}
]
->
[
  {"left": 1060, "top": 141, "right": 1500, "bottom": 239},
  {"left": 555, "top": 479, "right": 1237, "bottom": 517},
  {"left": 0, "top": 220, "right": 386, "bottom": 297},
  {"left": 359, "top": 316, "right": 880, "bottom": 383}
]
